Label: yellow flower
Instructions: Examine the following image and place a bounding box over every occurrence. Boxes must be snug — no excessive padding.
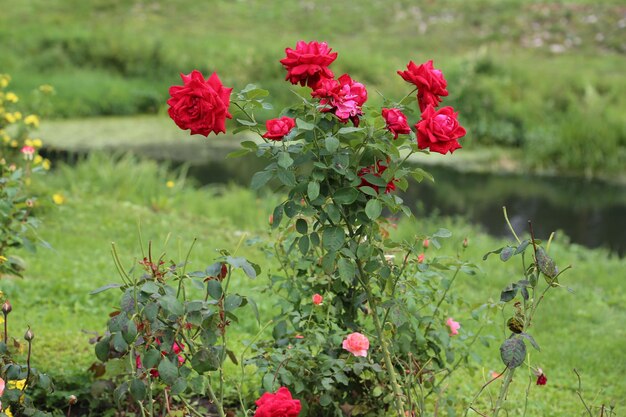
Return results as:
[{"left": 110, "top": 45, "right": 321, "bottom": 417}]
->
[
  {"left": 10, "top": 140, "right": 17, "bottom": 147},
  {"left": 7, "top": 379, "right": 26, "bottom": 390},
  {"left": 0, "top": 255, "right": 7, "bottom": 264},
  {"left": 0, "top": 74, "right": 10, "bottom": 88},
  {"left": 4, "top": 113, "right": 16, "bottom": 124},
  {"left": 32, "top": 138, "right": 43, "bottom": 148},
  {"left": 33, "top": 155, "right": 43, "bottom": 165},
  {"left": 42, "top": 159, "right": 51, "bottom": 170},
  {"left": 5, "top": 92, "right": 18, "bottom": 103},
  {"left": 24, "top": 138, "right": 33, "bottom": 147},
  {"left": 13, "top": 112, "right": 21, "bottom": 121},
  {"left": 39, "top": 84, "right": 54, "bottom": 95},
  {"left": 5, "top": 407, "right": 13, "bottom": 417},
  {"left": 166, "top": 180, "right": 175, "bottom": 188},
  {"left": 52, "top": 193, "right": 65, "bottom": 205},
  {"left": 24, "top": 114, "right": 39, "bottom": 128}
]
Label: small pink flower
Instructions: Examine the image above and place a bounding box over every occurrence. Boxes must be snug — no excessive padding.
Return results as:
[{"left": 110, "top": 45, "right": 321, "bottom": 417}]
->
[
  {"left": 312, "top": 293, "right": 323, "bottom": 305},
  {"left": 342, "top": 332, "right": 369, "bottom": 357},
  {"left": 21, "top": 145, "right": 35, "bottom": 160},
  {"left": 294, "top": 334, "right": 304, "bottom": 339},
  {"left": 422, "top": 239, "right": 430, "bottom": 249},
  {"left": 417, "top": 253, "right": 425, "bottom": 263},
  {"left": 446, "top": 318, "right": 460, "bottom": 336}
]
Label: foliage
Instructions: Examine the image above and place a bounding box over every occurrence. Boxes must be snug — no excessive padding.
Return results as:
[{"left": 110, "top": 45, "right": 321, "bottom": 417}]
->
[
  {"left": 0, "top": 74, "right": 52, "bottom": 277},
  {"left": 91, "top": 242, "right": 261, "bottom": 416},
  {"left": 0, "top": 296, "right": 54, "bottom": 417}
]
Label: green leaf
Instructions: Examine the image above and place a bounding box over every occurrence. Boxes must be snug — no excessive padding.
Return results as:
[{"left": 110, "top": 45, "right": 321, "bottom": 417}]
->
[
  {"left": 143, "top": 348, "right": 161, "bottom": 369},
  {"left": 122, "top": 320, "right": 138, "bottom": 344},
  {"left": 95, "top": 337, "right": 110, "bottom": 362},
  {"left": 536, "top": 247, "right": 558, "bottom": 278},
  {"left": 359, "top": 186, "right": 378, "bottom": 197},
  {"left": 112, "top": 332, "right": 128, "bottom": 353},
  {"left": 277, "top": 152, "right": 294, "bottom": 168},
  {"left": 159, "top": 294, "right": 184, "bottom": 316},
  {"left": 500, "top": 337, "right": 526, "bottom": 368},
  {"left": 130, "top": 378, "right": 146, "bottom": 401},
  {"left": 337, "top": 258, "right": 356, "bottom": 284},
  {"left": 307, "top": 181, "right": 320, "bottom": 200},
  {"left": 251, "top": 170, "right": 274, "bottom": 190},
  {"left": 514, "top": 239, "right": 531, "bottom": 254},
  {"left": 158, "top": 358, "right": 179, "bottom": 385},
  {"left": 520, "top": 332, "right": 541, "bottom": 351},
  {"left": 226, "top": 256, "right": 257, "bottom": 278},
  {"left": 325, "top": 136, "right": 340, "bottom": 153},
  {"left": 323, "top": 227, "right": 346, "bottom": 252},
  {"left": 240, "top": 140, "right": 258, "bottom": 150},
  {"left": 247, "top": 297, "right": 260, "bottom": 326},
  {"left": 296, "top": 218, "right": 308, "bottom": 234},
  {"left": 236, "top": 118, "right": 257, "bottom": 127},
  {"left": 433, "top": 228, "right": 452, "bottom": 238},
  {"left": 298, "top": 235, "right": 309, "bottom": 255},
  {"left": 207, "top": 280, "right": 223, "bottom": 300},
  {"left": 140, "top": 281, "right": 160, "bottom": 294},
  {"left": 224, "top": 294, "right": 243, "bottom": 312},
  {"left": 500, "top": 247, "right": 515, "bottom": 262},
  {"left": 170, "top": 377, "right": 187, "bottom": 395},
  {"left": 365, "top": 199, "right": 382, "bottom": 220},
  {"left": 325, "top": 204, "right": 341, "bottom": 223},
  {"left": 276, "top": 168, "right": 296, "bottom": 187},
  {"left": 334, "top": 188, "right": 359, "bottom": 205},
  {"left": 500, "top": 283, "right": 518, "bottom": 302},
  {"left": 191, "top": 348, "right": 220, "bottom": 373},
  {"left": 90, "top": 283, "right": 123, "bottom": 295},
  {"left": 411, "top": 168, "right": 435, "bottom": 183},
  {"left": 271, "top": 204, "right": 284, "bottom": 229},
  {"left": 296, "top": 118, "right": 315, "bottom": 131},
  {"left": 338, "top": 127, "right": 364, "bottom": 134},
  {"left": 483, "top": 247, "right": 504, "bottom": 261},
  {"left": 226, "top": 148, "right": 250, "bottom": 159}
]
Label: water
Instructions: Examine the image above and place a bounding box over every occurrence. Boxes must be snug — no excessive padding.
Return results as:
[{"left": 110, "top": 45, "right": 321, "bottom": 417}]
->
[{"left": 184, "top": 153, "right": 626, "bottom": 256}]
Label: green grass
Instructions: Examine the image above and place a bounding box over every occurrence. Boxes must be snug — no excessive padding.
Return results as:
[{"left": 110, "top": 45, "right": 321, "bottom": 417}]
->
[{"left": 3, "top": 153, "right": 625, "bottom": 415}]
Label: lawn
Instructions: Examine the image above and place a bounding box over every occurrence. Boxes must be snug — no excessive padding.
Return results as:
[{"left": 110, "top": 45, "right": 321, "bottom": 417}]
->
[{"left": 4, "top": 153, "right": 624, "bottom": 415}]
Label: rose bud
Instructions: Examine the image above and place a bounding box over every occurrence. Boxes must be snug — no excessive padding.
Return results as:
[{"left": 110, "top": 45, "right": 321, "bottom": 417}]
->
[
  {"left": 24, "top": 327, "right": 35, "bottom": 341},
  {"left": 68, "top": 395, "right": 78, "bottom": 405},
  {"left": 2, "top": 300, "right": 12, "bottom": 315}
]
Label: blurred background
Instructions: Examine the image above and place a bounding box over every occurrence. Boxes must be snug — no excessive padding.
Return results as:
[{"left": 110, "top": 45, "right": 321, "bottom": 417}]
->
[{"left": 2, "top": 0, "right": 625, "bottom": 254}]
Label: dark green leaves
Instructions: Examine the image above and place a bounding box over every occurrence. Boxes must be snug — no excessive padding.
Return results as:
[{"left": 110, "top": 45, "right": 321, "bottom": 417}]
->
[
  {"left": 536, "top": 247, "right": 558, "bottom": 278},
  {"left": 365, "top": 199, "right": 382, "bottom": 220},
  {"left": 334, "top": 187, "right": 359, "bottom": 205},
  {"left": 500, "top": 337, "right": 526, "bottom": 368},
  {"left": 323, "top": 227, "right": 345, "bottom": 252}
]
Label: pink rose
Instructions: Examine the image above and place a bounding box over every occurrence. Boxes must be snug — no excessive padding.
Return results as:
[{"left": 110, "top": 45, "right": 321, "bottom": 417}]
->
[
  {"left": 280, "top": 41, "right": 338, "bottom": 89},
  {"left": 422, "top": 239, "right": 430, "bottom": 249},
  {"left": 342, "top": 332, "right": 370, "bottom": 357},
  {"left": 262, "top": 116, "right": 296, "bottom": 141},
  {"left": 417, "top": 253, "right": 425, "bottom": 263},
  {"left": 397, "top": 60, "right": 448, "bottom": 112},
  {"left": 381, "top": 108, "right": 411, "bottom": 139},
  {"left": 312, "top": 74, "right": 367, "bottom": 126},
  {"left": 254, "top": 386, "right": 301, "bottom": 417},
  {"left": 167, "top": 70, "right": 232, "bottom": 136},
  {"left": 312, "top": 294, "right": 323, "bottom": 305},
  {"left": 415, "top": 105, "right": 466, "bottom": 154},
  {"left": 21, "top": 145, "right": 35, "bottom": 160},
  {"left": 446, "top": 318, "right": 460, "bottom": 336}
]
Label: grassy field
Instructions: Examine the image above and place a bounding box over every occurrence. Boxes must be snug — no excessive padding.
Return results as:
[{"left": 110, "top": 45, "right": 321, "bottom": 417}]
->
[
  {"left": 2, "top": 0, "right": 626, "bottom": 175},
  {"left": 3, "top": 154, "right": 624, "bottom": 415}
]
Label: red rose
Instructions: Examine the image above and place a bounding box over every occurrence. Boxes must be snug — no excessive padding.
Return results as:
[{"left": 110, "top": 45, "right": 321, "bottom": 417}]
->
[
  {"left": 381, "top": 108, "right": 411, "bottom": 139},
  {"left": 254, "top": 387, "right": 301, "bottom": 417},
  {"left": 312, "top": 74, "right": 367, "bottom": 126},
  {"left": 397, "top": 60, "right": 448, "bottom": 112},
  {"left": 262, "top": 116, "right": 296, "bottom": 141},
  {"left": 358, "top": 161, "right": 396, "bottom": 194},
  {"left": 167, "top": 70, "right": 232, "bottom": 136},
  {"left": 280, "top": 41, "right": 337, "bottom": 89},
  {"left": 415, "top": 105, "right": 466, "bottom": 154}
]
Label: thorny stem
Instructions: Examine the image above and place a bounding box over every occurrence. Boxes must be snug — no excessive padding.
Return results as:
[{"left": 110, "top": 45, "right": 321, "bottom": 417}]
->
[
  {"left": 3, "top": 312, "right": 7, "bottom": 344},
  {"left": 24, "top": 337, "right": 32, "bottom": 393},
  {"left": 179, "top": 395, "right": 208, "bottom": 417},
  {"left": 574, "top": 368, "right": 594, "bottom": 417},
  {"left": 206, "top": 381, "right": 226, "bottom": 417},
  {"left": 463, "top": 367, "right": 506, "bottom": 417},
  {"left": 493, "top": 367, "right": 515, "bottom": 417}
]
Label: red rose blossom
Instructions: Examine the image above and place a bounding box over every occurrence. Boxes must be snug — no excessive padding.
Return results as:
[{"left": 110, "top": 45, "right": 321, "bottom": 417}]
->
[
  {"left": 358, "top": 161, "right": 396, "bottom": 194},
  {"left": 381, "top": 108, "right": 411, "bottom": 139},
  {"left": 280, "top": 41, "right": 337, "bottom": 89},
  {"left": 254, "top": 386, "right": 301, "bottom": 417},
  {"left": 397, "top": 60, "right": 448, "bottom": 112},
  {"left": 167, "top": 70, "right": 232, "bottom": 136},
  {"left": 262, "top": 116, "right": 296, "bottom": 141},
  {"left": 312, "top": 74, "right": 367, "bottom": 126},
  {"left": 536, "top": 373, "right": 547, "bottom": 385},
  {"left": 415, "top": 105, "right": 466, "bottom": 154}
]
